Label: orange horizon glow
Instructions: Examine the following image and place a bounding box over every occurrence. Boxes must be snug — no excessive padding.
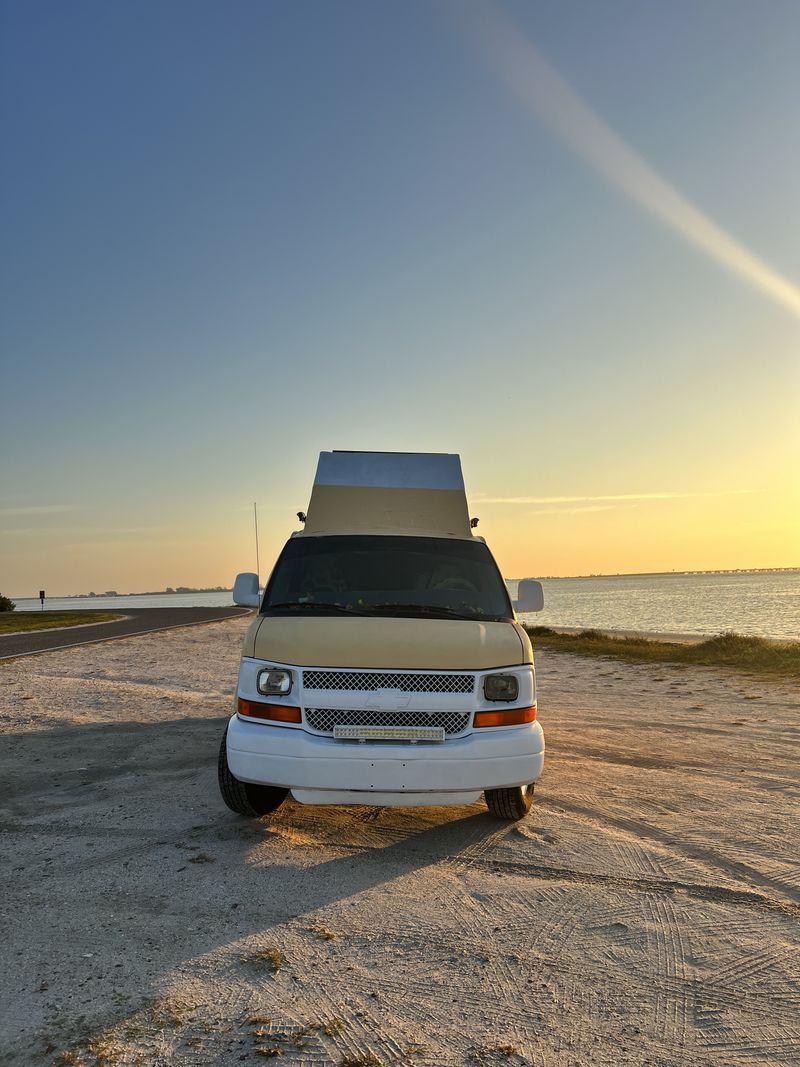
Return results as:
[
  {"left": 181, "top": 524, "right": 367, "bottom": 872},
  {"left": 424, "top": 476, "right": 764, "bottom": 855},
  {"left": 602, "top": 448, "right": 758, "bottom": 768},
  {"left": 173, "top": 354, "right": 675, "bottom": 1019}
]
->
[{"left": 4, "top": 480, "right": 798, "bottom": 598}]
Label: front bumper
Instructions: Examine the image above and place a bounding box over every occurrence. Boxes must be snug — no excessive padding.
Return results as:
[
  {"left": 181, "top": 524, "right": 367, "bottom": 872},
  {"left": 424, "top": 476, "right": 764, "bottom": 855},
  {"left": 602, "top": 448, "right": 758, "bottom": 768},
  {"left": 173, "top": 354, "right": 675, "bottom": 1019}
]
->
[{"left": 226, "top": 713, "right": 545, "bottom": 806}]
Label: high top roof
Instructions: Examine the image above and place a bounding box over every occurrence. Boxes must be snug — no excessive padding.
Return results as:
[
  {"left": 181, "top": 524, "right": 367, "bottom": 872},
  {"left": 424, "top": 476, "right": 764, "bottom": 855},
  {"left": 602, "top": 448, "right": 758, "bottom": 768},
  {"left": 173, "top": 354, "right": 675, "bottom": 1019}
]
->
[{"left": 301, "top": 451, "right": 472, "bottom": 538}]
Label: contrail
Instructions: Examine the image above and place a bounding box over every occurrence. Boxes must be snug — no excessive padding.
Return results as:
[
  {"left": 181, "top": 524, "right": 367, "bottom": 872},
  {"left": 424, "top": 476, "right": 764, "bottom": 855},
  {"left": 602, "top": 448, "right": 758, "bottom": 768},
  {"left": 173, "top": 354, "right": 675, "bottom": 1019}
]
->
[{"left": 459, "top": 5, "right": 800, "bottom": 320}]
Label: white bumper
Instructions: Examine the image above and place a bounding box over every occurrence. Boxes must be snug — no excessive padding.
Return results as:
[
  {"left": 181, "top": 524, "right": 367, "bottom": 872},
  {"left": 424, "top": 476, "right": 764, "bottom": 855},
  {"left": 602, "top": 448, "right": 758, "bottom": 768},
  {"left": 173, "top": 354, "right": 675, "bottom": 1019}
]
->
[{"left": 226, "top": 713, "right": 545, "bottom": 807}]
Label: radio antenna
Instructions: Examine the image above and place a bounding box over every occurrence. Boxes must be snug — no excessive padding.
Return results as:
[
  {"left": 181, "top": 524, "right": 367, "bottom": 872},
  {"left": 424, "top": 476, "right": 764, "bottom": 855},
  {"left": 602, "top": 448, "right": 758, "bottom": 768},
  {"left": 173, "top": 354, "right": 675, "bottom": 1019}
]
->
[{"left": 253, "top": 502, "right": 260, "bottom": 577}]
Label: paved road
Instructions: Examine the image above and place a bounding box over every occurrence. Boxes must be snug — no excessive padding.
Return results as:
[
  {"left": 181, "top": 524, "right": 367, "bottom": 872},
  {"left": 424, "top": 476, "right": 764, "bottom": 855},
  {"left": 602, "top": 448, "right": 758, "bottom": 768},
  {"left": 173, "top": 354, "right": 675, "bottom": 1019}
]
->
[{"left": 0, "top": 606, "right": 252, "bottom": 660}]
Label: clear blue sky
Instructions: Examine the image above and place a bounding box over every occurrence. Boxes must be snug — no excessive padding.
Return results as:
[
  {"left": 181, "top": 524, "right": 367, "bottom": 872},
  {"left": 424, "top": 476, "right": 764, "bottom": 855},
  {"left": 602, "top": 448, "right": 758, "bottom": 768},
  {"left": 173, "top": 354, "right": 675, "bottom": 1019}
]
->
[{"left": 2, "top": 0, "right": 798, "bottom": 594}]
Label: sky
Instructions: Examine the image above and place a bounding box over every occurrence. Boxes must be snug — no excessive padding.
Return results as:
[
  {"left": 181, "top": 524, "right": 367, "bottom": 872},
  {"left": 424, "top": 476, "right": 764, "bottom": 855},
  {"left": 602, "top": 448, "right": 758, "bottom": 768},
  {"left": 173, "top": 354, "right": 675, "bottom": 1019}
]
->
[{"left": 1, "top": 0, "right": 798, "bottom": 596}]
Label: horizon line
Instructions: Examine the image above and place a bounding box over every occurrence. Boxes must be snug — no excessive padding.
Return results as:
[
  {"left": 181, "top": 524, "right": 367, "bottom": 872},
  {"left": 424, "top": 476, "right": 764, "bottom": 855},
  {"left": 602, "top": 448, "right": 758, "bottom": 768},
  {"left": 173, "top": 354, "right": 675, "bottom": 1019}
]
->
[{"left": 7, "top": 564, "right": 800, "bottom": 600}]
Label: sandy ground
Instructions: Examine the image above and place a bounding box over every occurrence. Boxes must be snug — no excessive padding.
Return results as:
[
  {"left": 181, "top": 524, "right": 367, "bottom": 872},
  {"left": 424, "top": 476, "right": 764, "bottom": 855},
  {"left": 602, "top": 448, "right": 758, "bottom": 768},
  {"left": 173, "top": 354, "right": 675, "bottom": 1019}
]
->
[{"left": 1, "top": 617, "right": 798, "bottom": 1067}]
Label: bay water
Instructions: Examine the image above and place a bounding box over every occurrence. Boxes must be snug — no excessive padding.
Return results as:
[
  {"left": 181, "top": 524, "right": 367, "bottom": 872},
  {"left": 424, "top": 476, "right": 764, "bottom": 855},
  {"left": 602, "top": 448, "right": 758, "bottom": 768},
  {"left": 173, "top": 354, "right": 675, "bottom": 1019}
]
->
[{"left": 11, "top": 570, "right": 798, "bottom": 641}]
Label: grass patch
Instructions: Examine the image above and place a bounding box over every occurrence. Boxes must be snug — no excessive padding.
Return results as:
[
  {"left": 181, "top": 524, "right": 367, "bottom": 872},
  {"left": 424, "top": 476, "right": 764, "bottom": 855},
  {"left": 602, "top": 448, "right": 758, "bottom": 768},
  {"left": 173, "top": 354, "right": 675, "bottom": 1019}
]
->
[
  {"left": 53, "top": 997, "right": 191, "bottom": 1066},
  {"left": 0, "top": 611, "right": 120, "bottom": 634},
  {"left": 304, "top": 924, "right": 336, "bottom": 941},
  {"left": 83, "top": 1037, "right": 127, "bottom": 1066},
  {"left": 241, "top": 947, "right": 286, "bottom": 973},
  {"left": 525, "top": 627, "right": 800, "bottom": 679},
  {"left": 277, "top": 1030, "right": 310, "bottom": 1049},
  {"left": 120, "top": 995, "right": 194, "bottom": 1040},
  {"left": 250, "top": 1015, "right": 347, "bottom": 1058},
  {"left": 341, "top": 1055, "right": 382, "bottom": 1067},
  {"left": 317, "top": 1018, "right": 346, "bottom": 1037},
  {"left": 53, "top": 1035, "right": 131, "bottom": 1067}
]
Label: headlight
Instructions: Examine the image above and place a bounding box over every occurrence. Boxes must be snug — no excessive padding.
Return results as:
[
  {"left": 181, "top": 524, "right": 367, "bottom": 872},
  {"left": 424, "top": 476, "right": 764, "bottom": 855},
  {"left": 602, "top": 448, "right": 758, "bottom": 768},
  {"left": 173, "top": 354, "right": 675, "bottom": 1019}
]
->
[
  {"left": 483, "top": 673, "right": 519, "bottom": 702},
  {"left": 257, "top": 668, "right": 293, "bottom": 696}
]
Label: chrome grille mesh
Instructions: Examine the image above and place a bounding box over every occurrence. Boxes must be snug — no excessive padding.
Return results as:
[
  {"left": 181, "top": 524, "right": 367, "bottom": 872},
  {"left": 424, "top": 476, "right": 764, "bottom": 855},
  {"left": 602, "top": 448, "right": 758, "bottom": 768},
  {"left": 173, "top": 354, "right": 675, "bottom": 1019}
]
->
[
  {"left": 302, "top": 670, "right": 474, "bottom": 694},
  {"left": 305, "top": 708, "right": 471, "bottom": 736}
]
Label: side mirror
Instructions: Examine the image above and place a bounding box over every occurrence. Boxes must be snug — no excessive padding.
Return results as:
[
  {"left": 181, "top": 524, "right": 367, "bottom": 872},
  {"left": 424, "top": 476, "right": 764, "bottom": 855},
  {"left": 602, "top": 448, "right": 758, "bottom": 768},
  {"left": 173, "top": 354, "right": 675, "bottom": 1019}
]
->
[
  {"left": 514, "top": 579, "right": 544, "bottom": 614},
  {"left": 233, "top": 572, "right": 261, "bottom": 608}
]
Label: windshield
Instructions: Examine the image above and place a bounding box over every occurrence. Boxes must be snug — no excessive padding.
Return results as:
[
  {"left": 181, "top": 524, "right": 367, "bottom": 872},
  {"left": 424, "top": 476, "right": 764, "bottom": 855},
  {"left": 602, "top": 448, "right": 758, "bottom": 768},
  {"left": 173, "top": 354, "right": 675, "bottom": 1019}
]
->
[{"left": 261, "top": 535, "right": 513, "bottom": 621}]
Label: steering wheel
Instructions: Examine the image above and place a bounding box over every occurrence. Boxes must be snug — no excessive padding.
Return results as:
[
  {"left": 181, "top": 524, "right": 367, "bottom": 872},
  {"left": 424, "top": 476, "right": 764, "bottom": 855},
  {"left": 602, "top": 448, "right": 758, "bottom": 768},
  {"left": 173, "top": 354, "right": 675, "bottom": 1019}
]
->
[{"left": 431, "top": 577, "right": 478, "bottom": 592}]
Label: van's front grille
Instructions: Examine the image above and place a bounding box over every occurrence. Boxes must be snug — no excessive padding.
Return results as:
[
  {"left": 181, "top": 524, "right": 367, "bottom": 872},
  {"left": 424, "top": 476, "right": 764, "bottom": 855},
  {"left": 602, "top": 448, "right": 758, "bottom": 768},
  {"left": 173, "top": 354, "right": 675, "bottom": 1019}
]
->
[
  {"left": 305, "top": 708, "right": 471, "bottom": 736},
  {"left": 302, "top": 670, "right": 474, "bottom": 694}
]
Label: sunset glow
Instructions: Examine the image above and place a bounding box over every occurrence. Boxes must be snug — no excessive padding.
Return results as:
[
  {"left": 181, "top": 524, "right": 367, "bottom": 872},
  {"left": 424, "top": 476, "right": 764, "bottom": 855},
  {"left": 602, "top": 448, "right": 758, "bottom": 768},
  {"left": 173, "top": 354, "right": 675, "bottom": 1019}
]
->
[{"left": 2, "top": 2, "right": 798, "bottom": 596}]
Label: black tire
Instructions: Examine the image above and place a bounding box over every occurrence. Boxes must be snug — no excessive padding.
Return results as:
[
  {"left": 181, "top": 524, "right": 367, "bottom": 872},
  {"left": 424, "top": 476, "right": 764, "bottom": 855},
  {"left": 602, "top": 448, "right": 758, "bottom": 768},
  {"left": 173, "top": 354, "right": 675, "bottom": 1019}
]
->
[
  {"left": 484, "top": 783, "right": 535, "bottom": 820},
  {"left": 218, "top": 727, "right": 289, "bottom": 817}
]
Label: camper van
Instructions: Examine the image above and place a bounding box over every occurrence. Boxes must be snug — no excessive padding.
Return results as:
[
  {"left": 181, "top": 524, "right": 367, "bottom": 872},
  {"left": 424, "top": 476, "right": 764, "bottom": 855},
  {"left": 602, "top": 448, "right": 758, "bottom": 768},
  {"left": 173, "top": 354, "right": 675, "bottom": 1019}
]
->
[{"left": 220, "top": 452, "right": 545, "bottom": 820}]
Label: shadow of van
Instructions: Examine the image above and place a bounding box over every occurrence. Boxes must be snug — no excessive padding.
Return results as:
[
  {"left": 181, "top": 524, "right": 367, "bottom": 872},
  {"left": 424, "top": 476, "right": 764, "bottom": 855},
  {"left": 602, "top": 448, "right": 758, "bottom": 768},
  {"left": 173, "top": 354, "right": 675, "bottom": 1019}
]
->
[{"left": 0, "top": 715, "right": 509, "bottom": 1063}]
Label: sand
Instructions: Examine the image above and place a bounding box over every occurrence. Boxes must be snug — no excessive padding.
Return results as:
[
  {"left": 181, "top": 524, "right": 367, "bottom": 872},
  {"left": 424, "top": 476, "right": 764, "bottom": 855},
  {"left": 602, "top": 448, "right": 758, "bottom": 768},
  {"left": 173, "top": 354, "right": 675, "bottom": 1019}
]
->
[{"left": 1, "top": 617, "right": 798, "bottom": 1067}]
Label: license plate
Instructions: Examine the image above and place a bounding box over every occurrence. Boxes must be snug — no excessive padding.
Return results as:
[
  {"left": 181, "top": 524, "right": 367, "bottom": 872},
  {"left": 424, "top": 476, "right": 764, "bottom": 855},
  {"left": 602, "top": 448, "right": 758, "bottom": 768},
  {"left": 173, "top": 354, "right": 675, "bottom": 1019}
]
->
[{"left": 333, "top": 725, "right": 445, "bottom": 742}]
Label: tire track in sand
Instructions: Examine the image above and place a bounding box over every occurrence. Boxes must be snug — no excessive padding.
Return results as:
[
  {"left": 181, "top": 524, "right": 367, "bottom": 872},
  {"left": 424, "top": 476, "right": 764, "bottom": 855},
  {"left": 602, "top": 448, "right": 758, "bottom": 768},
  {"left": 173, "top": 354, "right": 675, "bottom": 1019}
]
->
[
  {"left": 643, "top": 894, "right": 694, "bottom": 1051},
  {"left": 540, "top": 795, "right": 800, "bottom": 905}
]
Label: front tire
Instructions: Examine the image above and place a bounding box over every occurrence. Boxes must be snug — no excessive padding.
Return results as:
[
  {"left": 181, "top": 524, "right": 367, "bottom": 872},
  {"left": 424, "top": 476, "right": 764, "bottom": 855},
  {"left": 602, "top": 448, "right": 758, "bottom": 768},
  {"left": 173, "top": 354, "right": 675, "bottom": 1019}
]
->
[
  {"left": 485, "top": 783, "right": 535, "bottom": 820},
  {"left": 218, "top": 726, "right": 289, "bottom": 817}
]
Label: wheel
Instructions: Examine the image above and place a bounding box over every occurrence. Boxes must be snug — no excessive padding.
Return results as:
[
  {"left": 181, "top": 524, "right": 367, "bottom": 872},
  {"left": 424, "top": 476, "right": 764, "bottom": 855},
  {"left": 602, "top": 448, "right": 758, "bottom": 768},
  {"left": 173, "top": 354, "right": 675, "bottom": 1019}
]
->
[
  {"left": 218, "top": 726, "right": 289, "bottom": 817},
  {"left": 484, "top": 783, "right": 535, "bottom": 820}
]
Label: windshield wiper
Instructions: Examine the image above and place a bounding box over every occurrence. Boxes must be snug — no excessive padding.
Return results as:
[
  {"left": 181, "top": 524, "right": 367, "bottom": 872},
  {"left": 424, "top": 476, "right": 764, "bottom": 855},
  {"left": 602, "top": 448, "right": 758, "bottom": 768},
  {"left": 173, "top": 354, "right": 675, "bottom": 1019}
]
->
[
  {"left": 265, "top": 601, "right": 504, "bottom": 621},
  {"left": 264, "top": 602, "right": 369, "bottom": 616},
  {"left": 367, "top": 603, "right": 484, "bottom": 620}
]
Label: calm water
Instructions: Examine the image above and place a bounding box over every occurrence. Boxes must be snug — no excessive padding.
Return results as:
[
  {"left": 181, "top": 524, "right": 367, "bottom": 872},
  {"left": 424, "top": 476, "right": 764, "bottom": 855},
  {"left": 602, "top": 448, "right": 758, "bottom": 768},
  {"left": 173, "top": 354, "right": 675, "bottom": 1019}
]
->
[
  {"left": 12, "top": 590, "right": 238, "bottom": 613},
  {"left": 11, "top": 570, "right": 800, "bottom": 640},
  {"left": 511, "top": 571, "right": 800, "bottom": 640}
]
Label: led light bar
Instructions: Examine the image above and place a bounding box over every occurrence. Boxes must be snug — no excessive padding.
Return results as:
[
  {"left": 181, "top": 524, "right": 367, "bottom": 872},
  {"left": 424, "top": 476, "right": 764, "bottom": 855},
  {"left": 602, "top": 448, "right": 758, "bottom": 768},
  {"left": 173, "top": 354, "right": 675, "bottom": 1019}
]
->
[{"left": 333, "top": 725, "right": 445, "bottom": 742}]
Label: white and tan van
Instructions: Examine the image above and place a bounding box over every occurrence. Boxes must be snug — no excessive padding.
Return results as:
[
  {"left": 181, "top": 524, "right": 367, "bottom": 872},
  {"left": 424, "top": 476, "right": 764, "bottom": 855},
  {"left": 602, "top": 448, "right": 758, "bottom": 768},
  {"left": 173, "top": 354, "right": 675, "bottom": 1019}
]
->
[{"left": 219, "top": 452, "right": 545, "bottom": 820}]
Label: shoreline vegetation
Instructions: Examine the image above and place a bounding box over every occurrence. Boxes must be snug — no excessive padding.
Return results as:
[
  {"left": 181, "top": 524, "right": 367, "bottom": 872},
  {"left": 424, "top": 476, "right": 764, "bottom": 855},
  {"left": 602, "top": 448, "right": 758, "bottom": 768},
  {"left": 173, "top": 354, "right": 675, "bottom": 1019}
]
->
[
  {"left": 67, "top": 585, "right": 232, "bottom": 599},
  {"left": 525, "top": 626, "right": 800, "bottom": 679},
  {"left": 0, "top": 612, "right": 121, "bottom": 634}
]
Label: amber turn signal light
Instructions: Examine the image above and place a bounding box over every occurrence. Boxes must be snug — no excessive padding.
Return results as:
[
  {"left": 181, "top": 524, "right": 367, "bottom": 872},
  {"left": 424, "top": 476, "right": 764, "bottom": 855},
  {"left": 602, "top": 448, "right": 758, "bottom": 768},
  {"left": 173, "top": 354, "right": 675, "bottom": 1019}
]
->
[
  {"left": 237, "top": 698, "right": 302, "bottom": 723},
  {"left": 473, "top": 705, "right": 537, "bottom": 728}
]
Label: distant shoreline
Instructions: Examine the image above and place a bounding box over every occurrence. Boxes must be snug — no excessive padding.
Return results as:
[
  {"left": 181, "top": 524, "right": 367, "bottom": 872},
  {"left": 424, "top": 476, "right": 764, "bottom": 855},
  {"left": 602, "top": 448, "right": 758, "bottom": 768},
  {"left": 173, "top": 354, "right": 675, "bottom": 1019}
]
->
[
  {"left": 21, "top": 588, "right": 234, "bottom": 600},
  {"left": 9, "top": 567, "right": 799, "bottom": 600},
  {"left": 512, "top": 567, "right": 800, "bottom": 581}
]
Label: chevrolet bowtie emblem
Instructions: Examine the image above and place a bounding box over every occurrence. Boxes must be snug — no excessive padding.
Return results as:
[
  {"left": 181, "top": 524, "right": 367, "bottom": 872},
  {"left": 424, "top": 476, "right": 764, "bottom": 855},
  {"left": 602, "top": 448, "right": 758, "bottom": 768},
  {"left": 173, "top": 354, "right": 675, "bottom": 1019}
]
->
[{"left": 364, "top": 689, "right": 412, "bottom": 711}]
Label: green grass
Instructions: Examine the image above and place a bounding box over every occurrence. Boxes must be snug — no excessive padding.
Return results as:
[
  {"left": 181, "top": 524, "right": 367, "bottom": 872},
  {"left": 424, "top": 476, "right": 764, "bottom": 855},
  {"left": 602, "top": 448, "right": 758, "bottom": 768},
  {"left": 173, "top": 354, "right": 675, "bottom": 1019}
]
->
[
  {"left": 525, "top": 627, "right": 800, "bottom": 679},
  {"left": 0, "top": 611, "right": 121, "bottom": 634}
]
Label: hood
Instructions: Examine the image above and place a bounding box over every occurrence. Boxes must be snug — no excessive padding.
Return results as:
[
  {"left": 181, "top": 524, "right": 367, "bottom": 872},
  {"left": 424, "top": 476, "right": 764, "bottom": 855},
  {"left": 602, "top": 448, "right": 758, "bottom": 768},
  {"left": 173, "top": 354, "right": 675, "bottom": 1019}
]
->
[{"left": 247, "top": 615, "right": 530, "bottom": 670}]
